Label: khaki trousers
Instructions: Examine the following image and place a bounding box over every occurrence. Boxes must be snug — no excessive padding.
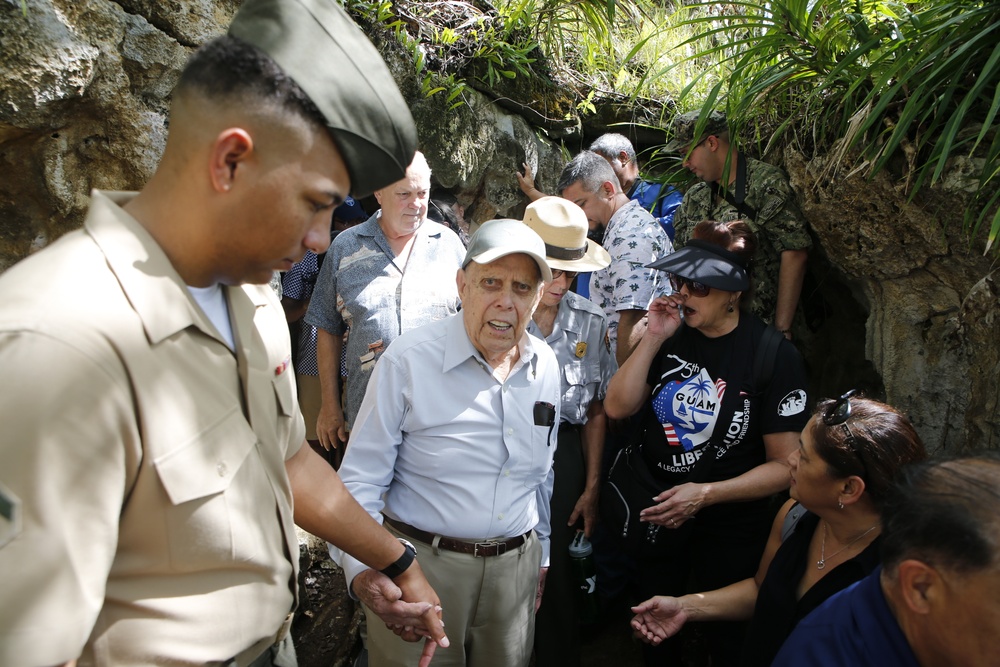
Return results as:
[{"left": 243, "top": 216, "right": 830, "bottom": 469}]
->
[{"left": 365, "top": 523, "right": 542, "bottom": 667}]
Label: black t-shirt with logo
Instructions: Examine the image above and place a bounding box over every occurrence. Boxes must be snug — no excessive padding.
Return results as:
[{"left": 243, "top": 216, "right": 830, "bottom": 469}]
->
[{"left": 641, "top": 314, "right": 809, "bottom": 525}]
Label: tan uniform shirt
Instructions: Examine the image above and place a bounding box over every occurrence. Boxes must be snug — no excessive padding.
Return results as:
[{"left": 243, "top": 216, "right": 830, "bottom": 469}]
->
[
  {"left": 0, "top": 191, "right": 305, "bottom": 666},
  {"left": 527, "top": 290, "right": 616, "bottom": 425}
]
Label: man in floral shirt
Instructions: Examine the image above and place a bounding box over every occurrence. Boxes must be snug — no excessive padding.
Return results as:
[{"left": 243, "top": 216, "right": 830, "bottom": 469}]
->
[{"left": 558, "top": 151, "right": 673, "bottom": 364}]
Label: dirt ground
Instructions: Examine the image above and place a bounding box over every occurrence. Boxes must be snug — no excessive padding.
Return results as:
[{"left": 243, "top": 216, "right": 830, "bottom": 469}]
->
[
  {"left": 292, "top": 531, "right": 751, "bottom": 667},
  {"left": 292, "top": 531, "right": 645, "bottom": 667},
  {"left": 579, "top": 607, "right": 645, "bottom": 667}
]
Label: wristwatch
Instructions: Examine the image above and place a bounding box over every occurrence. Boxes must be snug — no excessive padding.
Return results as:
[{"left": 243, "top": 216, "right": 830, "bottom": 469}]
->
[{"left": 379, "top": 538, "right": 416, "bottom": 579}]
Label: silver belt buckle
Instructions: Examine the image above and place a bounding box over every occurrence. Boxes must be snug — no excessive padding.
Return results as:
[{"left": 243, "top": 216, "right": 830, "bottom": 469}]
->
[{"left": 474, "top": 540, "right": 506, "bottom": 557}]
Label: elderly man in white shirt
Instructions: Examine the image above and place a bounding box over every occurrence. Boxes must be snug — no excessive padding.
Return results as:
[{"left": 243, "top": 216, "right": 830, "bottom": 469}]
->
[{"left": 331, "top": 219, "right": 562, "bottom": 667}]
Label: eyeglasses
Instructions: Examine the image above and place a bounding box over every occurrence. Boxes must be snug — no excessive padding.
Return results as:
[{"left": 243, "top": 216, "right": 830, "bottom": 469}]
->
[
  {"left": 551, "top": 269, "right": 579, "bottom": 281},
  {"left": 667, "top": 273, "right": 711, "bottom": 298},
  {"left": 822, "top": 389, "right": 868, "bottom": 479}
]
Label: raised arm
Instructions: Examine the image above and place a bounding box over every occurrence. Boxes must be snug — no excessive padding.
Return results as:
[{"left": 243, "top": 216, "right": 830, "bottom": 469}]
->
[
  {"left": 605, "top": 295, "right": 680, "bottom": 419},
  {"left": 516, "top": 162, "right": 547, "bottom": 201}
]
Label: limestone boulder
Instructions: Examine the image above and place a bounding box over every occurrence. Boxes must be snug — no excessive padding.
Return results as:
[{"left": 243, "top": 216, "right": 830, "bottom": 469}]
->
[
  {"left": 0, "top": 0, "right": 188, "bottom": 270},
  {"left": 785, "top": 145, "right": 998, "bottom": 450}
]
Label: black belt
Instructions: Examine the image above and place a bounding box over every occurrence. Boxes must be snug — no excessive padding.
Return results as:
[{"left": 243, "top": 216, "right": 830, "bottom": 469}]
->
[
  {"left": 384, "top": 516, "right": 530, "bottom": 558},
  {"left": 559, "top": 421, "right": 582, "bottom": 432}
]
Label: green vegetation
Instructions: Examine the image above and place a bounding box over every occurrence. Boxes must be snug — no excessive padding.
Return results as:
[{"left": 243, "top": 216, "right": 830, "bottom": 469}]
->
[
  {"left": 345, "top": 0, "right": 999, "bottom": 253},
  {"left": 664, "top": 0, "right": 1000, "bottom": 253}
]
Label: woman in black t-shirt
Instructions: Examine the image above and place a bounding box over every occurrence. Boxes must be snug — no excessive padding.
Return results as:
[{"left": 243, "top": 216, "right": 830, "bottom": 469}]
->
[
  {"left": 605, "top": 220, "right": 809, "bottom": 666},
  {"left": 630, "top": 393, "right": 927, "bottom": 667}
]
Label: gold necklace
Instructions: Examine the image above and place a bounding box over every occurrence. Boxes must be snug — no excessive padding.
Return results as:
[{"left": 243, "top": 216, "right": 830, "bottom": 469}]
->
[{"left": 816, "top": 521, "right": 878, "bottom": 570}]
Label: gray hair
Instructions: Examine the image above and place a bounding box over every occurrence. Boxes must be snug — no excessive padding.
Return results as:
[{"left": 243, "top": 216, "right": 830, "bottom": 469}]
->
[
  {"left": 589, "top": 133, "right": 636, "bottom": 163},
  {"left": 557, "top": 151, "right": 620, "bottom": 196},
  {"left": 881, "top": 452, "right": 1000, "bottom": 574}
]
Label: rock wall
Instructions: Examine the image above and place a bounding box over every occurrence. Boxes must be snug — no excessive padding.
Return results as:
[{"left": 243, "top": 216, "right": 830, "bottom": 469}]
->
[
  {"left": 1, "top": 0, "right": 997, "bottom": 451},
  {"left": 786, "top": 146, "right": 999, "bottom": 450}
]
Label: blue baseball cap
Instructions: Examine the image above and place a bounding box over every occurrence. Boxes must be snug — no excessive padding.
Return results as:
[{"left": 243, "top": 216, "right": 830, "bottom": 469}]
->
[{"left": 333, "top": 196, "right": 366, "bottom": 221}]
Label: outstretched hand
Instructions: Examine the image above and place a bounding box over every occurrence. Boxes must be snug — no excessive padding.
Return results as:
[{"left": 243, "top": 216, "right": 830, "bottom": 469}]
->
[
  {"left": 516, "top": 162, "right": 536, "bottom": 195},
  {"left": 516, "top": 162, "right": 546, "bottom": 201},
  {"left": 631, "top": 596, "right": 689, "bottom": 645}
]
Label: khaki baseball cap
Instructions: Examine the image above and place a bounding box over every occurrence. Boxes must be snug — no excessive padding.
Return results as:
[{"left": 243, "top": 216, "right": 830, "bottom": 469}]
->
[
  {"left": 229, "top": 0, "right": 417, "bottom": 198},
  {"left": 665, "top": 110, "right": 729, "bottom": 153},
  {"left": 463, "top": 219, "right": 552, "bottom": 283}
]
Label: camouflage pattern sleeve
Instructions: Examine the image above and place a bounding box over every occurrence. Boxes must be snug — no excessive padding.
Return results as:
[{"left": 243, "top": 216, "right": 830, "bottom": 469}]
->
[
  {"left": 746, "top": 159, "right": 812, "bottom": 253},
  {"left": 671, "top": 182, "right": 712, "bottom": 247}
]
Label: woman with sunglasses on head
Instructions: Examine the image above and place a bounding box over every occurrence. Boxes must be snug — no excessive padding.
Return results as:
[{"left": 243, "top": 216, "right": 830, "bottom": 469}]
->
[
  {"left": 605, "top": 219, "right": 810, "bottom": 666},
  {"left": 631, "top": 392, "right": 927, "bottom": 667},
  {"left": 522, "top": 197, "right": 615, "bottom": 667}
]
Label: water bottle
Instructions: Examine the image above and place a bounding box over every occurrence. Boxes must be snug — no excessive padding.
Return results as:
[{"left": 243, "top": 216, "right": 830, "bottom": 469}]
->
[{"left": 568, "top": 531, "right": 599, "bottom": 624}]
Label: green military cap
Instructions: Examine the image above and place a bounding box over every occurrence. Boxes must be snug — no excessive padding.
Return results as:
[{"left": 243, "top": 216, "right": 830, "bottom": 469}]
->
[
  {"left": 229, "top": 0, "right": 417, "bottom": 198},
  {"left": 664, "top": 110, "right": 728, "bottom": 153}
]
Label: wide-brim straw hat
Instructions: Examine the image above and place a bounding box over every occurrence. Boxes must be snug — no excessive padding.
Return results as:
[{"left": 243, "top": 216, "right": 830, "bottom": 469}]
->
[{"left": 522, "top": 197, "right": 611, "bottom": 272}]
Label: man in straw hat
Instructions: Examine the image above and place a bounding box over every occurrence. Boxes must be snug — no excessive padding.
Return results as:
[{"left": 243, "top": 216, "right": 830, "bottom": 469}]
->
[
  {"left": 522, "top": 197, "right": 615, "bottom": 667},
  {"left": 0, "top": 0, "right": 448, "bottom": 664},
  {"left": 331, "top": 219, "right": 562, "bottom": 667}
]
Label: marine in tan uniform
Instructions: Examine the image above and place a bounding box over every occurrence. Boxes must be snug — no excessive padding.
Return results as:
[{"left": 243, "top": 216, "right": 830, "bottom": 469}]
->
[{"left": 0, "top": 1, "right": 448, "bottom": 665}]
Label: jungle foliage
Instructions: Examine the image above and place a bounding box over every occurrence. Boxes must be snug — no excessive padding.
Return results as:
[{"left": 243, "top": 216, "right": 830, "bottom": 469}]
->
[
  {"left": 668, "top": 0, "right": 1000, "bottom": 253},
  {"left": 346, "top": 0, "right": 1000, "bottom": 253}
]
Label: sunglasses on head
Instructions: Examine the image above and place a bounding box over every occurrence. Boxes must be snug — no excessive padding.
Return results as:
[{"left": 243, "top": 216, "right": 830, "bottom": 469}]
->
[
  {"left": 667, "top": 273, "right": 711, "bottom": 297},
  {"left": 551, "top": 269, "right": 578, "bottom": 281},
  {"left": 822, "top": 389, "right": 868, "bottom": 479}
]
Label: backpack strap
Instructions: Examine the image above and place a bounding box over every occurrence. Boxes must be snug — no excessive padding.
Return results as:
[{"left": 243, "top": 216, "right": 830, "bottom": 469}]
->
[
  {"left": 781, "top": 502, "right": 808, "bottom": 541},
  {"left": 752, "top": 324, "right": 783, "bottom": 396},
  {"left": 710, "top": 153, "right": 759, "bottom": 221}
]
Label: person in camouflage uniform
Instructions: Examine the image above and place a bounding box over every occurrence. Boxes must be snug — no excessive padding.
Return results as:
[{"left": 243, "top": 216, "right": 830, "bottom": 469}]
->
[{"left": 669, "top": 110, "right": 811, "bottom": 337}]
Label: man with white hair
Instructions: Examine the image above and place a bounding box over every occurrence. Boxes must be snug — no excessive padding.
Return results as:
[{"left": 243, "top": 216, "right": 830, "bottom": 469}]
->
[
  {"left": 306, "top": 151, "right": 465, "bottom": 452},
  {"left": 332, "top": 219, "right": 562, "bottom": 667}
]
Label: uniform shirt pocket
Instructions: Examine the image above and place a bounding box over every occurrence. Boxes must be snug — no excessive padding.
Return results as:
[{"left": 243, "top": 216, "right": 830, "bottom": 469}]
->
[
  {"left": 525, "top": 422, "right": 556, "bottom": 489},
  {"left": 154, "top": 405, "right": 257, "bottom": 506},
  {"left": 561, "top": 362, "right": 601, "bottom": 418}
]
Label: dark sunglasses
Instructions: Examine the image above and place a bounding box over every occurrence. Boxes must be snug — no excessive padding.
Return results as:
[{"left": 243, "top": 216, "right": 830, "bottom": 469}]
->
[
  {"left": 822, "top": 389, "right": 868, "bottom": 479},
  {"left": 667, "top": 273, "right": 711, "bottom": 298},
  {"left": 551, "top": 269, "right": 578, "bottom": 281}
]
